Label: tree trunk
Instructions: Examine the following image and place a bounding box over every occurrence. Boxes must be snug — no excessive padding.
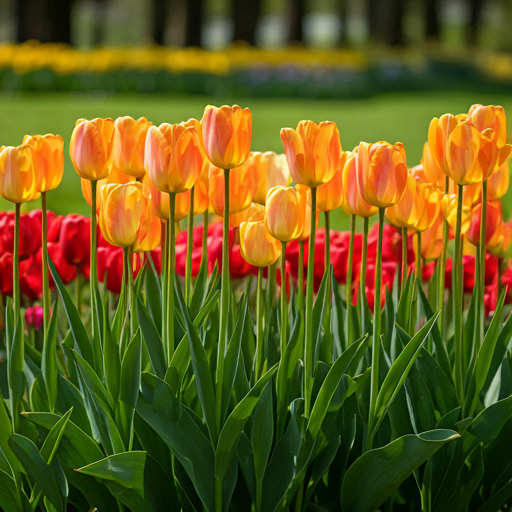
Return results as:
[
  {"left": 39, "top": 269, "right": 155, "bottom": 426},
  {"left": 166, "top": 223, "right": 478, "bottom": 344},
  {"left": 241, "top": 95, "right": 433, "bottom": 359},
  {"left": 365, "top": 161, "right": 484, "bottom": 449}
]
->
[
  {"left": 232, "top": 0, "right": 261, "bottom": 45},
  {"left": 425, "top": 0, "right": 440, "bottom": 40},
  {"left": 338, "top": 0, "right": 348, "bottom": 46},
  {"left": 51, "top": 0, "right": 73, "bottom": 44},
  {"left": 388, "top": 0, "right": 406, "bottom": 45},
  {"left": 185, "top": 0, "right": 204, "bottom": 46},
  {"left": 467, "top": 0, "right": 485, "bottom": 46},
  {"left": 152, "top": 0, "right": 169, "bottom": 45},
  {"left": 287, "top": 0, "right": 305, "bottom": 44},
  {"left": 17, "top": 0, "right": 53, "bottom": 42},
  {"left": 92, "top": 0, "right": 107, "bottom": 46}
]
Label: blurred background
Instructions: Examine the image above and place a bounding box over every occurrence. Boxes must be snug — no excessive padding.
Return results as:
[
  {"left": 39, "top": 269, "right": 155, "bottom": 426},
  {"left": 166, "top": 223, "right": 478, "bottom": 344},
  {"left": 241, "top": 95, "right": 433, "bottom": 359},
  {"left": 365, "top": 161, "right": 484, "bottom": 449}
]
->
[{"left": 0, "top": 0, "right": 511, "bottom": 225}]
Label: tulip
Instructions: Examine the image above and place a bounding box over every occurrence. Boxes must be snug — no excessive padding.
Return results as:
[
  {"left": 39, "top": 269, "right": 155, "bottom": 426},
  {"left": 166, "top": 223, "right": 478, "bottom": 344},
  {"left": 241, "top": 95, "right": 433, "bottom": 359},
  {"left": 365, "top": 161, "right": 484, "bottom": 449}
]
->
[
  {"left": 134, "top": 205, "right": 161, "bottom": 253},
  {"left": 112, "top": 116, "right": 152, "bottom": 178},
  {"left": 25, "top": 306, "right": 44, "bottom": 332},
  {"left": 0, "top": 145, "right": 37, "bottom": 204},
  {"left": 466, "top": 200, "right": 502, "bottom": 249},
  {"left": 281, "top": 120, "right": 342, "bottom": 188},
  {"left": 442, "top": 193, "right": 472, "bottom": 235},
  {"left": 489, "top": 221, "right": 512, "bottom": 259},
  {"left": 385, "top": 174, "right": 420, "bottom": 230},
  {"left": 209, "top": 163, "right": 252, "bottom": 216},
  {"left": 250, "top": 152, "right": 291, "bottom": 205},
  {"left": 60, "top": 214, "right": 91, "bottom": 267},
  {"left": 420, "top": 142, "right": 445, "bottom": 185},
  {"left": 421, "top": 209, "right": 444, "bottom": 260},
  {"left": 428, "top": 113, "right": 460, "bottom": 175},
  {"left": 230, "top": 203, "right": 265, "bottom": 228},
  {"left": 69, "top": 118, "right": 115, "bottom": 181},
  {"left": 317, "top": 155, "right": 345, "bottom": 213},
  {"left": 488, "top": 160, "right": 509, "bottom": 200},
  {"left": 0, "top": 211, "right": 41, "bottom": 258},
  {"left": 265, "top": 186, "right": 305, "bottom": 242},
  {"left": 201, "top": 105, "right": 252, "bottom": 170},
  {"left": 97, "top": 246, "right": 143, "bottom": 295},
  {"left": 240, "top": 212, "right": 282, "bottom": 268}
]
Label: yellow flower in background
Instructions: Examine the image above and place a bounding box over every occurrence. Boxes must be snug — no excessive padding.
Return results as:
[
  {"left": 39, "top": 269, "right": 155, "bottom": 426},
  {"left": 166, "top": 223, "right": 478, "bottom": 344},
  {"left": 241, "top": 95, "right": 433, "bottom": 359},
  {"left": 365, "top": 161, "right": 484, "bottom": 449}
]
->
[
  {"left": 209, "top": 162, "right": 253, "bottom": 216},
  {"left": 240, "top": 211, "right": 282, "bottom": 267},
  {"left": 421, "top": 209, "right": 444, "bottom": 260},
  {"left": 112, "top": 116, "right": 152, "bottom": 178},
  {"left": 201, "top": 105, "right": 252, "bottom": 169},
  {"left": 488, "top": 160, "right": 509, "bottom": 199},
  {"left": 250, "top": 152, "right": 291, "bottom": 205},
  {"left": 281, "top": 120, "right": 342, "bottom": 188},
  {"left": 70, "top": 118, "right": 115, "bottom": 181},
  {"left": 23, "top": 134, "right": 64, "bottom": 192},
  {"left": 145, "top": 122, "right": 203, "bottom": 194},
  {"left": 0, "top": 144, "right": 37, "bottom": 203},
  {"left": 98, "top": 182, "right": 146, "bottom": 248},
  {"left": 356, "top": 141, "right": 407, "bottom": 208},
  {"left": 265, "top": 185, "right": 305, "bottom": 242}
]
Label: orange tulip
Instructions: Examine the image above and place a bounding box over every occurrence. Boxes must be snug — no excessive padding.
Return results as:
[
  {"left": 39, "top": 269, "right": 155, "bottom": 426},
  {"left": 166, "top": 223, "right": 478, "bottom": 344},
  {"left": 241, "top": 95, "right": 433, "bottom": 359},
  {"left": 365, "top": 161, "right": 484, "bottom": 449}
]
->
[
  {"left": 249, "top": 152, "right": 291, "bottom": 205},
  {"left": 0, "top": 145, "right": 37, "bottom": 203},
  {"left": 70, "top": 118, "right": 115, "bottom": 181},
  {"left": 317, "top": 153, "right": 346, "bottom": 212},
  {"left": 428, "top": 113, "right": 460, "bottom": 175},
  {"left": 201, "top": 105, "right": 252, "bottom": 169},
  {"left": 230, "top": 203, "right": 265, "bottom": 228},
  {"left": 265, "top": 186, "right": 305, "bottom": 242},
  {"left": 468, "top": 104, "right": 508, "bottom": 154},
  {"left": 143, "top": 173, "right": 169, "bottom": 220},
  {"left": 98, "top": 182, "right": 146, "bottom": 248},
  {"left": 240, "top": 212, "right": 282, "bottom": 267},
  {"left": 488, "top": 160, "right": 509, "bottom": 200},
  {"left": 281, "top": 120, "right": 342, "bottom": 188},
  {"left": 82, "top": 165, "right": 135, "bottom": 213},
  {"left": 421, "top": 209, "right": 444, "bottom": 260},
  {"left": 144, "top": 123, "right": 203, "bottom": 194},
  {"left": 135, "top": 185, "right": 161, "bottom": 252},
  {"left": 420, "top": 142, "right": 445, "bottom": 184},
  {"left": 385, "top": 174, "right": 419, "bottom": 229},
  {"left": 355, "top": 141, "right": 407, "bottom": 208},
  {"left": 414, "top": 182, "right": 442, "bottom": 232},
  {"left": 466, "top": 199, "right": 502, "bottom": 249},
  {"left": 209, "top": 163, "right": 253, "bottom": 216},
  {"left": 340, "top": 151, "right": 378, "bottom": 218},
  {"left": 296, "top": 184, "right": 319, "bottom": 242},
  {"left": 23, "top": 134, "right": 64, "bottom": 192},
  {"left": 112, "top": 116, "right": 152, "bottom": 178}
]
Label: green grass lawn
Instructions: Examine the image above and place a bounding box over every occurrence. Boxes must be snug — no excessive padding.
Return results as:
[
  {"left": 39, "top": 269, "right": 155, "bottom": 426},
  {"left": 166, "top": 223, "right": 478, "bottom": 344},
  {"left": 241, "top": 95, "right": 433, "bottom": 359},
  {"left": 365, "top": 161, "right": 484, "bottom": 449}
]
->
[{"left": 1, "top": 90, "right": 512, "bottom": 230}]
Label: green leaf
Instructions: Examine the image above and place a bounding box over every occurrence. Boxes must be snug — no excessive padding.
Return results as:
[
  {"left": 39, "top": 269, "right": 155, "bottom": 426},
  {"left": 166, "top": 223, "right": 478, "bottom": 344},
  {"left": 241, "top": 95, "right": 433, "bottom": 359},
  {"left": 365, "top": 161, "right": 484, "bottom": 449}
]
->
[
  {"left": 174, "top": 276, "right": 217, "bottom": 443},
  {"left": 476, "top": 480, "right": 512, "bottom": 512},
  {"left": 144, "top": 255, "right": 162, "bottom": 330},
  {"left": 103, "top": 296, "right": 121, "bottom": 402},
  {"left": 0, "top": 467, "right": 29, "bottom": 512},
  {"left": 8, "top": 434, "right": 64, "bottom": 512},
  {"left": 372, "top": 311, "right": 440, "bottom": 438},
  {"left": 48, "top": 258, "right": 95, "bottom": 369},
  {"left": 397, "top": 273, "right": 415, "bottom": 334},
  {"left": 42, "top": 299, "right": 59, "bottom": 413},
  {"left": 308, "top": 335, "right": 368, "bottom": 437},
  {"left": 137, "top": 297, "right": 166, "bottom": 379},
  {"left": 215, "top": 363, "right": 278, "bottom": 481},
  {"left": 340, "top": 429, "right": 459, "bottom": 512},
  {"left": 6, "top": 313, "right": 24, "bottom": 433}
]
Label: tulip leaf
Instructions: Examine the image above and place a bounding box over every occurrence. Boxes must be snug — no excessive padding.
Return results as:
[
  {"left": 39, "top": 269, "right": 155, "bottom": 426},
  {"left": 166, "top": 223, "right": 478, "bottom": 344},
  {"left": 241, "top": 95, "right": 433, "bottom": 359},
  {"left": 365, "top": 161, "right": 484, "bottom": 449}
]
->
[
  {"left": 144, "top": 254, "right": 162, "bottom": 332},
  {"left": 42, "top": 299, "right": 59, "bottom": 413},
  {"left": 0, "top": 467, "right": 29, "bottom": 512},
  {"left": 137, "top": 297, "right": 166, "bottom": 379},
  {"left": 476, "top": 480, "right": 512, "bottom": 512},
  {"left": 48, "top": 257, "right": 95, "bottom": 369},
  {"left": 340, "top": 429, "right": 459, "bottom": 512},
  {"left": 103, "top": 296, "right": 121, "bottom": 402}
]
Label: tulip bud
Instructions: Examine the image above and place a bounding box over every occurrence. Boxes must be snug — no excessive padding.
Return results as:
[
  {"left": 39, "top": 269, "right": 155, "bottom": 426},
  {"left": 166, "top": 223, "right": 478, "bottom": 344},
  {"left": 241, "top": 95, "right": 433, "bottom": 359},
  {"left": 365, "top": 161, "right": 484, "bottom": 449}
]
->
[
  {"left": 209, "top": 163, "right": 252, "bottom": 217},
  {"left": 340, "top": 151, "right": 378, "bottom": 218},
  {"left": 145, "top": 123, "right": 203, "bottom": 194},
  {"left": 265, "top": 186, "right": 305, "bottom": 242},
  {"left": 240, "top": 212, "right": 282, "bottom": 267},
  {"left": 281, "top": 120, "right": 342, "bottom": 188},
  {"left": 201, "top": 105, "right": 252, "bottom": 169},
  {"left": 317, "top": 153, "right": 346, "bottom": 212},
  {"left": 488, "top": 160, "right": 509, "bottom": 199},
  {"left": 23, "top": 134, "right": 64, "bottom": 192},
  {"left": 250, "top": 152, "right": 291, "bottom": 205},
  {"left": 112, "top": 116, "right": 152, "bottom": 178},
  {"left": 356, "top": 141, "right": 408, "bottom": 208},
  {"left": 70, "top": 118, "right": 115, "bottom": 181},
  {"left": 0, "top": 145, "right": 37, "bottom": 204},
  {"left": 466, "top": 199, "right": 502, "bottom": 249},
  {"left": 98, "top": 182, "right": 146, "bottom": 248}
]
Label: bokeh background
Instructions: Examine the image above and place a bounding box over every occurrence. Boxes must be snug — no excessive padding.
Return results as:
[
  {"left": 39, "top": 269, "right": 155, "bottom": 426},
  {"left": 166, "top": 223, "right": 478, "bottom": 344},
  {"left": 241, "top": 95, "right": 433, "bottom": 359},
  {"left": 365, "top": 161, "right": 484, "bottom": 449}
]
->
[{"left": 1, "top": 0, "right": 512, "bottom": 228}]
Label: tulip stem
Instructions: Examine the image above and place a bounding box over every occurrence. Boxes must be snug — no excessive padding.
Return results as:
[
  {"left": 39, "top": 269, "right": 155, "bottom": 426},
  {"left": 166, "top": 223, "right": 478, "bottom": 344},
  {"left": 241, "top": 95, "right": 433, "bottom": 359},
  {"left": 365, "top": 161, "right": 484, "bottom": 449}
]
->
[
  {"left": 479, "top": 179, "right": 487, "bottom": 342},
  {"left": 13, "top": 203, "right": 20, "bottom": 323},
  {"left": 401, "top": 227, "right": 408, "bottom": 297},
  {"left": 438, "top": 177, "right": 450, "bottom": 335},
  {"left": 360, "top": 216, "right": 369, "bottom": 333},
  {"left": 322, "top": 210, "right": 332, "bottom": 363},
  {"left": 41, "top": 191, "right": 51, "bottom": 338},
  {"left": 162, "top": 220, "right": 168, "bottom": 342},
  {"left": 185, "top": 186, "right": 195, "bottom": 305},
  {"left": 304, "top": 186, "right": 317, "bottom": 418},
  {"left": 453, "top": 185, "right": 464, "bottom": 402},
  {"left": 366, "top": 207, "right": 385, "bottom": 451},
  {"left": 416, "top": 232, "right": 422, "bottom": 288},
  {"left": 216, "top": 169, "right": 231, "bottom": 440},
  {"left": 297, "top": 241, "right": 304, "bottom": 312},
  {"left": 346, "top": 215, "right": 356, "bottom": 347},
  {"left": 76, "top": 273, "right": 81, "bottom": 315},
  {"left": 89, "top": 180, "right": 99, "bottom": 361},
  {"left": 123, "top": 247, "right": 135, "bottom": 337},
  {"left": 167, "top": 193, "right": 176, "bottom": 367},
  {"left": 280, "top": 242, "right": 288, "bottom": 357},
  {"left": 255, "top": 267, "right": 264, "bottom": 381},
  {"left": 202, "top": 210, "right": 209, "bottom": 268},
  {"left": 324, "top": 211, "right": 331, "bottom": 270}
]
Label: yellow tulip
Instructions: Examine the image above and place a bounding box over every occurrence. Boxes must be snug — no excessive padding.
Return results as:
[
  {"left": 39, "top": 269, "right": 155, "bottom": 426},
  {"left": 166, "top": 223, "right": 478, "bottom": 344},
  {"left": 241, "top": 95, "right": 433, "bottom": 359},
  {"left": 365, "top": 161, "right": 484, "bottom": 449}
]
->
[
  {"left": 240, "top": 213, "right": 282, "bottom": 267},
  {"left": 317, "top": 153, "right": 346, "bottom": 212},
  {"left": 296, "top": 184, "right": 319, "bottom": 242},
  {"left": 0, "top": 145, "right": 37, "bottom": 204},
  {"left": 23, "top": 134, "right": 64, "bottom": 192},
  {"left": 230, "top": 203, "right": 265, "bottom": 228},
  {"left": 250, "top": 152, "right": 291, "bottom": 205},
  {"left": 488, "top": 160, "right": 509, "bottom": 199},
  {"left": 265, "top": 186, "right": 305, "bottom": 242}
]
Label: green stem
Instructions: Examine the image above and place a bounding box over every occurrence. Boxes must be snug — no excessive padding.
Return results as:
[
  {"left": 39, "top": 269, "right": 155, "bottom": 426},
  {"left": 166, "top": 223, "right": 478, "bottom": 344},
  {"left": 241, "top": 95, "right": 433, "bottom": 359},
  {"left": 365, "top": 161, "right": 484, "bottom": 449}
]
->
[
  {"left": 297, "top": 240, "right": 304, "bottom": 312},
  {"left": 123, "top": 247, "right": 135, "bottom": 337},
  {"left": 322, "top": 210, "right": 333, "bottom": 363},
  {"left": 162, "top": 220, "right": 168, "bottom": 350},
  {"left": 439, "top": 176, "right": 450, "bottom": 335},
  {"left": 280, "top": 242, "right": 288, "bottom": 357},
  {"left": 255, "top": 267, "right": 264, "bottom": 381},
  {"left": 346, "top": 215, "right": 356, "bottom": 346},
  {"left": 202, "top": 209, "right": 209, "bottom": 268},
  {"left": 13, "top": 203, "right": 20, "bottom": 323},
  {"left": 360, "top": 216, "right": 369, "bottom": 333},
  {"left": 453, "top": 185, "right": 464, "bottom": 401},
  {"left": 478, "top": 180, "right": 487, "bottom": 342},
  {"left": 324, "top": 211, "right": 331, "bottom": 270},
  {"left": 215, "top": 169, "right": 231, "bottom": 439},
  {"left": 41, "top": 191, "right": 50, "bottom": 337},
  {"left": 89, "top": 180, "right": 100, "bottom": 371},
  {"left": 304, "top": 187, "right": 317, "bottom": 418},
  {"left": 366, "top": 207, "right": 385, "bottom": 450},
  {"left": 498, "top": 258, "right": 504, "bottom": 295},
  {"left": 167, "top": 193, "right": 176, "bottom": 366},
  {"left": 185, "top": 186, "right": 195, "bottom": 305},
  {"left": 76, "top": 272, "right": 81, "bottom": 314},
  {"left": 215, "top": 476, "right": 223, "bottom": 512},
  {"left": 416, "top": 231, "right": 422, "bottom": 288},
  {"left": 401, "top": 227, "right": 408, "bottom": 297}
]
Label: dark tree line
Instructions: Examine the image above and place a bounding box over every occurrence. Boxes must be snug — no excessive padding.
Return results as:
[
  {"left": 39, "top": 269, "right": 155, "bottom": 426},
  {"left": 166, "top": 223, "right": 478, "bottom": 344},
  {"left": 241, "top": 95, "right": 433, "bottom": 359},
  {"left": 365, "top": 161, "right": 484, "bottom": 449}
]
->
[{"left": 13, "top": 0, "right": 489, "bottom": 48}]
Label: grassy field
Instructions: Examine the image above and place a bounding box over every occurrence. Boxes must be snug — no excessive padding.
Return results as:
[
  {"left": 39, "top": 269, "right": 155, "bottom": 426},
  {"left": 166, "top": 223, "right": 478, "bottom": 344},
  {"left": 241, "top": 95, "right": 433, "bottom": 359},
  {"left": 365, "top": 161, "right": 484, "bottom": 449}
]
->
[{"left": 1, "top": 90, "right": 512, "bottom": 230}]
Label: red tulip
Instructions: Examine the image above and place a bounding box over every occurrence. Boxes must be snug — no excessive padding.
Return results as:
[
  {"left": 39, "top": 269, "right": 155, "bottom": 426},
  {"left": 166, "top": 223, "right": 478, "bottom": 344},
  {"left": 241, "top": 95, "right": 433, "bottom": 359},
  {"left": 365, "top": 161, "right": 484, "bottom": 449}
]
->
[
  {"left": 0, "top": 211, "right": 41, "bottom": 258},
  {"left": 60, "top": 214, "right": 91, "bottom": 267},
  {"left": 0, "top": 252, "right": 13, "bottom": 295},
  {"left": 25, "top": 306, "right": 44, "bottom": 331}
]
